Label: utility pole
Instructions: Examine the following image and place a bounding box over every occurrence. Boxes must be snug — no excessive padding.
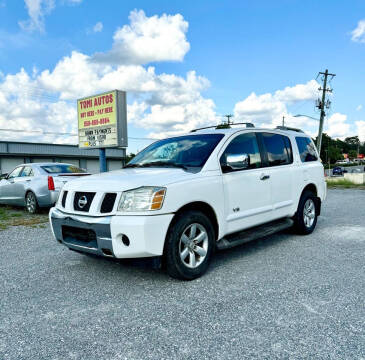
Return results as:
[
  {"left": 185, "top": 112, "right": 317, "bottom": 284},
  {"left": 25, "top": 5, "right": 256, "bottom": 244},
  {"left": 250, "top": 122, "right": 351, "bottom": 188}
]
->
[
  {"left": 316, "top": 69, "right": 336, "bottom": 156},
  {"left": 224, "top": 114, "right": 233, "bottom": 125},
  {"left": 282, "top": 116, "right": 285, "bottom": 126}
]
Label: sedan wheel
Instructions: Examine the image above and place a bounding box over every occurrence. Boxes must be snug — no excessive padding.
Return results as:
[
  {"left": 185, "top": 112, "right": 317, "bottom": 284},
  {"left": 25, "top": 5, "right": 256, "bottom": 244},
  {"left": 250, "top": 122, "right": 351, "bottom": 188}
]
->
[{"left": 26, "top": 192, "right": 38, "bottom": 214}]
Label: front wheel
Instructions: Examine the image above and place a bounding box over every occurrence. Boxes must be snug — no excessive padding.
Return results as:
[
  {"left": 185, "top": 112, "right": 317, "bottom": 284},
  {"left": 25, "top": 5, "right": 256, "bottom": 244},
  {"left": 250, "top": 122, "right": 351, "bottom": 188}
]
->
[
  {"left": 164, "top": 210, "right": 215, "bottom": 280},
  {"left": 293, "top": 191, "right": 318, "bottom": 234},
  {"left": 25, "top": 192, "right": 39, "bottom": 214}
]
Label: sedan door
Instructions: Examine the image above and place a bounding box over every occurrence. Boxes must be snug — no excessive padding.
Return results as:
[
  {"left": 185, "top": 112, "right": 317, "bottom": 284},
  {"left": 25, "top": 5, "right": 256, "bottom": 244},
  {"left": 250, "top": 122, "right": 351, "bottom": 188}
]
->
[
  {"left": 220, "top": 132, "right": 272, "bottom": 235},
  {"left": 0, "top": 166, "right": 24, "bottom": 205}
]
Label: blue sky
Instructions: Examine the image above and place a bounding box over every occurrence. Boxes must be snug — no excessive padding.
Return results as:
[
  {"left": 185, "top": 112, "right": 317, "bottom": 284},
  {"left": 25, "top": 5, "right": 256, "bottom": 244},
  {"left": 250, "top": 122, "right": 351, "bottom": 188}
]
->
[{"left": 0, "top": 0, "right": 365, "bottom": 152}]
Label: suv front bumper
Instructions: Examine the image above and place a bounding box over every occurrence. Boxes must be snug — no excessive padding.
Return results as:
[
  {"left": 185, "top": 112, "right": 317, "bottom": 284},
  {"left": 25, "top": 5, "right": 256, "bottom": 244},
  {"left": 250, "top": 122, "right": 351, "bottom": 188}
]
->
[{"left": 49, "top": 207, "right": 174, "bottom": 258}]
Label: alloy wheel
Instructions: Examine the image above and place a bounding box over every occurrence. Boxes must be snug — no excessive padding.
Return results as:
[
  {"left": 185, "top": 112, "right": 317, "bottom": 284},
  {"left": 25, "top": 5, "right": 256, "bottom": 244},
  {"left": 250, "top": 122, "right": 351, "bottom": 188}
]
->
[{"left": 179, "top": 223, "right": 209, "bottom": 269}]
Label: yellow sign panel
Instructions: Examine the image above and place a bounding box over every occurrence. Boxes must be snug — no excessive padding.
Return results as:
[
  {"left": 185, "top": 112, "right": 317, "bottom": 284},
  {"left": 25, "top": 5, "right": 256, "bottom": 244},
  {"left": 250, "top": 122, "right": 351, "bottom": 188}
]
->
[{"left": 77, "top": 90, "right": 124, "bottom": 148}]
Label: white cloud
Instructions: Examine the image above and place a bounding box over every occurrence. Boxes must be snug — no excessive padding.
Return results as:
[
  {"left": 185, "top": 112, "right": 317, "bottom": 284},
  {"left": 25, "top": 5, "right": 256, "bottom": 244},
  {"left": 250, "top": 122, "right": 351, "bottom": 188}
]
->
[
  {"left": 2, "top": 9, "right": 362, "bottom": 146},
  {"left": 351, "top": 19, "right": 365, "bottom": 43},
  {"left": 234, "top": 80, "right": 320, "bottom": 130},
  {"left": 356, "top": 121, "right": 365, "bottom": 142},
  {"left": 356, "top": 104, "right": 362, "bottom": 111},
  {"left": 18, "top": 0, "right": 83, "bottom": 33},
  {"left": 92, "top": 21, "right": 103, "bottom": 33},
  {"left": 93, "top": 10, "right": 190, "bottom": 65},
  {"left": 19, "top": 0, "right": 55, "bottom": 33},
  {"left": 0, "top": 10, "right": 215, "bottom": 141},
  {"left": 326, "top": 113, "right": 351, "bottom": 139}
]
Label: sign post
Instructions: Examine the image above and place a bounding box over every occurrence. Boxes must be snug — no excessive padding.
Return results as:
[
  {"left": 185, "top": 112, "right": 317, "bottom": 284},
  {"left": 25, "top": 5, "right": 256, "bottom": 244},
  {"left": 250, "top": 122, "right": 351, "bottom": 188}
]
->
[{"left": 77, "top": 90, "right": 127, "bottom": 172}]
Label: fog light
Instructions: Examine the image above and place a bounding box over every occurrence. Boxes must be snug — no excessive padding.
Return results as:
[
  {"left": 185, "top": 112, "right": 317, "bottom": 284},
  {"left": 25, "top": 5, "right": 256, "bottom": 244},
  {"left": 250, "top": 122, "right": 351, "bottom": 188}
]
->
[{"left": 121, "top": 235, "right": 130, "bottom": 247}]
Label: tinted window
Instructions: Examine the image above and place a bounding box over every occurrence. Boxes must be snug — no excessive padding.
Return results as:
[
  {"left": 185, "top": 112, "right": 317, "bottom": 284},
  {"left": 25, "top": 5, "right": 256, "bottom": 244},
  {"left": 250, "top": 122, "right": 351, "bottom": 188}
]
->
[
  {"left": 41, "top": 165, "right": 86, "bottom": 174},
  {"left": 8, "top": 167, "right": 24, "bottom": 179},
  {"left": 127, "top": 134, "right": 224, "bottom": 169},
  {"left": 296, "top": 137, "right": 318, "bottom": 162},
  {"left": 21, "top": 167, "right": 34, "bottom": 177},
  {"left": 262, "top": 133, "right": 291, "bottom": 166},
  {"left": 220, "top": 133, "right": 261, "bottom": 171}
]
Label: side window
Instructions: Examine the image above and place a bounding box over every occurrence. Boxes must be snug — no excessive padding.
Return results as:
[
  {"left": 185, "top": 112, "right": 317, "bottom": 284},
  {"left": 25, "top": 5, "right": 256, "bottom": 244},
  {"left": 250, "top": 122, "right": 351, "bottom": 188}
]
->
[
  {"left": 296, "top": 137, "right": 318, "bottom": 162},
  {"left": 262, "top": 133, "right": 291, "bottom": 166},
  {"left": 21, "top": 167, "right": 34, "bottom": 177},
  {"left": 283, "top": 135, "right": 293, "bottom": 163},
  {"left": 220, "top": 133, "right": 261, "bottom": 172},
  {"left": 8, "top": 167, "right": 24, "bottom": 179}
]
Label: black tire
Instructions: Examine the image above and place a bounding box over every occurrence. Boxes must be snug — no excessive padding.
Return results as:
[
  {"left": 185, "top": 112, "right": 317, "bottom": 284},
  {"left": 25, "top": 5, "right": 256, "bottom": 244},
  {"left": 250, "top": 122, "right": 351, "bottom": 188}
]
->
[
  {"left": 293, "top": 191, "right": 318, "bottom": 235},
  {"left": 164, "top": 210, "right": 215, "bottom": 280},
  {"left": 25, "top": 191, "right": 39, "bottom": 214}
]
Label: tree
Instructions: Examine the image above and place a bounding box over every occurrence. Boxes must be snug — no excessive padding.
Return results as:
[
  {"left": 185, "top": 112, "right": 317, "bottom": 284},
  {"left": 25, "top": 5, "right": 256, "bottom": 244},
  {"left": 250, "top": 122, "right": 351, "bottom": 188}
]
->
[
  {"left": 348, "top": 150, "right": 357, "bottom": 159},
  {"left": 124, "top": 153, "right": 136, "bottom": 164},
  {"left": 344, "top": 136, "right": 360, "bottom": 146},
  {"left": 327, "top": 146, "right": 342, "bottom": 164}
]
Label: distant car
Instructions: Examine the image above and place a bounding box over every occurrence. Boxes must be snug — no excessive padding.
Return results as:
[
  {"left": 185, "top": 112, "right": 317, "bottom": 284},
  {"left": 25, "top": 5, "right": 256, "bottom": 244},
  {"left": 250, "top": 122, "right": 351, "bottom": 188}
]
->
[
  {"left": 350, "top": 168, "right": 362, "bottom": 173},
  {"left": 0, "top": 163, "right": 90, "bottom": 213},
  {"left": 332, "top": 166, "right": 345, "bottom": 176}
]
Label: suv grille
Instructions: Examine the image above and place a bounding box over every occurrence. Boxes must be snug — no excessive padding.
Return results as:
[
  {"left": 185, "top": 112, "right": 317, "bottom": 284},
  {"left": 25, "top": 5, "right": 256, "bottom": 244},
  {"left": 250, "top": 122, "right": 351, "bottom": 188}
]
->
[
  {"left": 62, "top": 225, "right": 97, "bottom": 248},
  {"left": 61, "top": 191, "right": 68, "bottom": 207},
  {"left": 73, "top": 192, "right": 96, "bottom": 212},
  {"left": 100, "top": 193, "right": 117, "bottom": 213}
]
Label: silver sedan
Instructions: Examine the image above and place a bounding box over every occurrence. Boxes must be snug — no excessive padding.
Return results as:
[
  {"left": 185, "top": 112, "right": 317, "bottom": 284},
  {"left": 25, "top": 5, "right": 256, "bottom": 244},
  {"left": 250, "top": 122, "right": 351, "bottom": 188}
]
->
[{"left": 0, "top": 163, "right": 90, "bottom": 213}]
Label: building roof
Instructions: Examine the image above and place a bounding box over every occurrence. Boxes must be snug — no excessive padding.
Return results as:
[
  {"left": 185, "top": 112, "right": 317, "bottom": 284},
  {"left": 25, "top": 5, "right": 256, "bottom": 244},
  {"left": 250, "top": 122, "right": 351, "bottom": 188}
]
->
[{"left": 0, "top": 140, "right": 126, "bottom": 159}]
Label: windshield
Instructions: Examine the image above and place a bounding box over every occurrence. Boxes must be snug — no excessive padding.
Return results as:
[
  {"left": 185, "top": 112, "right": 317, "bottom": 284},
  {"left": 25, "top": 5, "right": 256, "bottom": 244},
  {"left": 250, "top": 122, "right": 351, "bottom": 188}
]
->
[
  {"left": 41, "top": 165, "right": 86, "bottom": 174},
  {"left": 126, "top": 134, "right": 224, "bottom": 170}
]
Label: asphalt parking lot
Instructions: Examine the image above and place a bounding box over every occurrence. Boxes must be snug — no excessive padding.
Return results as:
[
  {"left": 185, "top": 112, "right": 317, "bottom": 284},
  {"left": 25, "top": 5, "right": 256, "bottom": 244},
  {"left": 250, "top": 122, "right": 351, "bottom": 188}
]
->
[{"left": 0, "top": 189, "right": 364, "bottom": 360}]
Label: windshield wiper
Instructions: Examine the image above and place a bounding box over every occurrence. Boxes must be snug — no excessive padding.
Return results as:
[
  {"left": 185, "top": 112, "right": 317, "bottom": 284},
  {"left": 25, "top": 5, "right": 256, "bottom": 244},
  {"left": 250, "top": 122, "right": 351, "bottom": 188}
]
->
[
  {"left": 124, "top": 163, "right": 142, "bottom": 168},
  {"left": 131, "top": 161, "right": 189, "bottom": 170}
]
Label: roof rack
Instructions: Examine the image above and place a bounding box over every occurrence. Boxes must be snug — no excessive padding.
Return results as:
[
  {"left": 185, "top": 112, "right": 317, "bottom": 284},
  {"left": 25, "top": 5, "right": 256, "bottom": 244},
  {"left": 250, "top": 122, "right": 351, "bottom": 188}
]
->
[
  {"left": 275, "top": 126, "right": 303, "bottom": 133},
  {"left": 191, "top": 122, "right": 255, "bottom": 133}
]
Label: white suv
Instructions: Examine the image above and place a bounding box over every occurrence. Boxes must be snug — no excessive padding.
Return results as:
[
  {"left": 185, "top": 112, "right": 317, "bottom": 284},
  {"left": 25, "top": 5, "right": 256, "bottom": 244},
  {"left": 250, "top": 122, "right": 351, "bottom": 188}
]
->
[{"left": 50, "top": 124, "right": 326, "bottom": 280}]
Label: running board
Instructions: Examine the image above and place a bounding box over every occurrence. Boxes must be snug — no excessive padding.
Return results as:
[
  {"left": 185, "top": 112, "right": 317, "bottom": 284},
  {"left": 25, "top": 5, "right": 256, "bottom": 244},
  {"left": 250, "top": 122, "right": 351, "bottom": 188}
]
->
[{"left": 216, "top": 218, "right": 294, "bottom": 250}]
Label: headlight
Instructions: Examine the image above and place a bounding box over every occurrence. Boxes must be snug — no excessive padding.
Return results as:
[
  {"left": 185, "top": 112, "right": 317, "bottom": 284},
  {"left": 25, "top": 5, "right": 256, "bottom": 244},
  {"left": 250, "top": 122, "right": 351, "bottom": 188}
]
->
[{"left": 118, "top": 186, "right": 166, "bottom": 212}]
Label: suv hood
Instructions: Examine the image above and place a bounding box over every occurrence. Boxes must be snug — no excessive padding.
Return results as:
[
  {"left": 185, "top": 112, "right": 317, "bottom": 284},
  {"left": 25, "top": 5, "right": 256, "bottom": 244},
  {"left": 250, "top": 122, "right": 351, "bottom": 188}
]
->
[{"left": 63, "top": 168, "right": 195, "bottom": 192}]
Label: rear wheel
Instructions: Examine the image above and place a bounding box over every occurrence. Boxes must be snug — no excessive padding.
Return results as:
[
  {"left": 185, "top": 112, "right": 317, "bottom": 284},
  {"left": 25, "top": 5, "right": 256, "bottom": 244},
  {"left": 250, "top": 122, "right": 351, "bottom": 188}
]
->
[
  {"left": 25, "top": 192, "right": 38, "bottom": 214},
  {"left": 164, "top": 210, "right": 215, "bottom": 280},
  {"left": 293, "top": 191, "right": 318, "bottom": 234}
]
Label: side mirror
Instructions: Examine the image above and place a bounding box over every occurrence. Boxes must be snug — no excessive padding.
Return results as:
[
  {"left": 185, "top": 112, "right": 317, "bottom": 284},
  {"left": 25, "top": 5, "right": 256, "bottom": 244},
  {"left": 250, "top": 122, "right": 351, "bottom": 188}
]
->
[
  {"left": 0, "top": 173, "right": 8, "bottom": 180},
  {"left": 226, "top": 153, "right": 250, "bottom": 170}
]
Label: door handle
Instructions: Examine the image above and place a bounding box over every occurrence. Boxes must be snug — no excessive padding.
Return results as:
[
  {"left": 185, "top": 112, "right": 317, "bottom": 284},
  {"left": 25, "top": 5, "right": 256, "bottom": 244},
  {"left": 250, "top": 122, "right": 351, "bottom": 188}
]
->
[{"left": 260, "top": 174, "right": 270, "bottom": 180}]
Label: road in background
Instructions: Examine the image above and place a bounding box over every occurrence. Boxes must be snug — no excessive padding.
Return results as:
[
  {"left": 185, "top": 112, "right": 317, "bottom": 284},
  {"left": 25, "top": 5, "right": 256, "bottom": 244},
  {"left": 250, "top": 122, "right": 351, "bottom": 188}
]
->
[
  {"left": 325, "top": 164, "right": 365, "bottom": 176},
  {"left": 0, "top": 189, "right": 364, "bottom": 359}
]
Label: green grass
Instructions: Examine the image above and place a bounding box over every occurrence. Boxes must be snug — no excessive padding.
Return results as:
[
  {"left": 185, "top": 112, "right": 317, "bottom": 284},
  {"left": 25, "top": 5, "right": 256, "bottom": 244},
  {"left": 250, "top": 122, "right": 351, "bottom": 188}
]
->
[
  {"left": 0, "top": 205, "right": 49, "bottom": 231},
  {"left": 326, "top": 179, "right": 365, "bottom": 189}
]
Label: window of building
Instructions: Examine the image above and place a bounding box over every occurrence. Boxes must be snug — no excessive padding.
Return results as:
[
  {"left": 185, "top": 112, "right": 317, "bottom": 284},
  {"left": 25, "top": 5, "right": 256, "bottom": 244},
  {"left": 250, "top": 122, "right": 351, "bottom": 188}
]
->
[{"left": 296, "top": 137, "right": 318, "bottom": 162}]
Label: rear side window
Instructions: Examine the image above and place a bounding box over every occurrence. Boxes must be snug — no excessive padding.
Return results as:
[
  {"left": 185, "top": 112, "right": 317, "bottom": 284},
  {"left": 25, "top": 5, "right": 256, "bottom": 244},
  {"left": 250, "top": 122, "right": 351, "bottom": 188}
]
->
[
  {"left": 220, "top": 132, "right": 262, "bottom": 171},
  {"left": 21, "top": 167, "right": 34, "bottom": 177},
  {"left": 41, "top": 165, "right": 86, "bottom": 174},
  {"left": 296, "top": 137, "right": 318, "bottom": 162},
  {"left": 261, "top": 133, "right": 292, "bottom": 166}
]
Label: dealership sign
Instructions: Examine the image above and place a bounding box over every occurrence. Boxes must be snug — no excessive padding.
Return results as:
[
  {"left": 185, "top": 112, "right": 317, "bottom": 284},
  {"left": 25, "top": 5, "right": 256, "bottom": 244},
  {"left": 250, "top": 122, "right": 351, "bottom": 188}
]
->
[{"left": 77, "top": 90, "right": 127, "bottom": 149}]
